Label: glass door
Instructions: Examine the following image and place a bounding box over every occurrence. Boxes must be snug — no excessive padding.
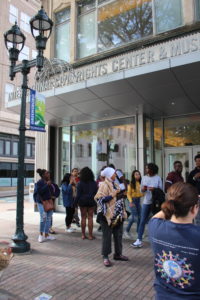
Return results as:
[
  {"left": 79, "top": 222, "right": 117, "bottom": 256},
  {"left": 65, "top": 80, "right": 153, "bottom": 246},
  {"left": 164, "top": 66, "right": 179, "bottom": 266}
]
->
[
  {"left": 192, "top": 146, "right": 200, "bottom": 168},
  {"left": 165, "top": 147, "right": 193, "bottom": 182}
]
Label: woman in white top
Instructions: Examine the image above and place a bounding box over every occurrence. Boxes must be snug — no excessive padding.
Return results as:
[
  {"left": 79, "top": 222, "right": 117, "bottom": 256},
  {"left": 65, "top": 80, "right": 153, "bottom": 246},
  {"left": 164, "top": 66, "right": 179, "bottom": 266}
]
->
[{"left": 132, "top": 163, "right": 162, "bottom": 248}]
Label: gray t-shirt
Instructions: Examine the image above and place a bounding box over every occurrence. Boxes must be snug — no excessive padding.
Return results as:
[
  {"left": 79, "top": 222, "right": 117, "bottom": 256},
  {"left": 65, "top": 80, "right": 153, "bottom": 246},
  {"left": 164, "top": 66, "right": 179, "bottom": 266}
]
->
[{"left": 141, "top": 175, "right": 163, "bottom": 205}]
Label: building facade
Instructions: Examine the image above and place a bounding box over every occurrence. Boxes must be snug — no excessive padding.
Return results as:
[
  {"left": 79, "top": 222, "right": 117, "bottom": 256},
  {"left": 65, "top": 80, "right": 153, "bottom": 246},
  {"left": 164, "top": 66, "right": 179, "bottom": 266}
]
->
[
  {"left": 0, "top": 0, "right": 42, "bottom": 192},
  {"left": 7, "top": 0, "right": 200, "bottom": 209}
]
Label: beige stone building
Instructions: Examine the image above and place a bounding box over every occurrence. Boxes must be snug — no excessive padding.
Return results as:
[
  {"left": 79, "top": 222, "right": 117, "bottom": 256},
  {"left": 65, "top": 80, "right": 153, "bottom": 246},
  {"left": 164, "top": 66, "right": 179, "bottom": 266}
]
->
[
  {"left": 7, "top": 0, "right": 200, "bottom": 210},
  {"left": 0, "top": 0, "right": 41, "bottom": 193}
]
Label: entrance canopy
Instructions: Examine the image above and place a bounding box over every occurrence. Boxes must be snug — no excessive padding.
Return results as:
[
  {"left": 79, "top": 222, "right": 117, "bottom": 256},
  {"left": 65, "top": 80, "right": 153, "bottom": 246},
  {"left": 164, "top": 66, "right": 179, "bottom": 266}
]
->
[{"left": 7, "top": 33, "right": 200, "bottom": 126}]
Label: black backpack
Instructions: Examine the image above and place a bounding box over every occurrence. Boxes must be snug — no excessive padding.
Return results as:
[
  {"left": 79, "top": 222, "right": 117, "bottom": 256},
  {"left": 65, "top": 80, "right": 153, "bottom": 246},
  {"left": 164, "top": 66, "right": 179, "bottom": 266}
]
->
[{"left": 151, "top": 188, "right": 166, "bottom": 215}]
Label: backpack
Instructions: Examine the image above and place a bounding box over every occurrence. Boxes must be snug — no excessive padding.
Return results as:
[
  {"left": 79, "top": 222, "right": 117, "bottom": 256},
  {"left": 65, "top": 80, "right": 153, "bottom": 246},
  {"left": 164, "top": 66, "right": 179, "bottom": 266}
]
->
[{"left": 151, "top": 188, "right": 166, "bottom": 215}]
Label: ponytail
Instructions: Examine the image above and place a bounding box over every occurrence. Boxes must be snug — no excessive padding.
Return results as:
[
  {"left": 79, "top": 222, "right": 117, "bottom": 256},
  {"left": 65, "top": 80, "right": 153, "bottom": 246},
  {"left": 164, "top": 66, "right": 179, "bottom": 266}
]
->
[{"left": 162, "top": 182, "right": 198, "bottom": 219}]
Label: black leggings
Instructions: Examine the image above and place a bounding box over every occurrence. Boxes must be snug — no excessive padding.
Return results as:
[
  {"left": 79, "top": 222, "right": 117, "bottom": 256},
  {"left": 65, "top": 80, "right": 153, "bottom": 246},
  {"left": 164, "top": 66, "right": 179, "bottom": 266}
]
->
[{"left": 65, "top": 207, "right": 75, "bottom": 227}]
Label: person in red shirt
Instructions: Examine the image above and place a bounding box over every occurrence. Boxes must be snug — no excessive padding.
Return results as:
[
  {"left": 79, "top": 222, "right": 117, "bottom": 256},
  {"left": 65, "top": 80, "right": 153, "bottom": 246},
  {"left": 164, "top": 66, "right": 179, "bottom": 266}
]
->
[{"left": 165, "top": 161, "right": 184, "bottom": 192}]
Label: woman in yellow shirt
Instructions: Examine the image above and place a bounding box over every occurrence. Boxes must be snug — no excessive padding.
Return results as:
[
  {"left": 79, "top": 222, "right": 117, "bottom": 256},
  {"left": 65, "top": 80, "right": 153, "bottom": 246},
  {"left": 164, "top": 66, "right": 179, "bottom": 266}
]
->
[{"left": 124, "top": 170, "right": 143, "bottom": 238}]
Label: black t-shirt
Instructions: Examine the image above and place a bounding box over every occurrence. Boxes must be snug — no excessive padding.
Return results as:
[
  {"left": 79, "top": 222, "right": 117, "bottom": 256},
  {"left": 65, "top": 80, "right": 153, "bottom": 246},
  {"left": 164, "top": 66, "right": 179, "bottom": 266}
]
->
[
  {"left": 187, "top": 167, "right": 200, "bottom": 194},
  {"left": 148, "top": 218, "right": 200, "bottom": 300}
]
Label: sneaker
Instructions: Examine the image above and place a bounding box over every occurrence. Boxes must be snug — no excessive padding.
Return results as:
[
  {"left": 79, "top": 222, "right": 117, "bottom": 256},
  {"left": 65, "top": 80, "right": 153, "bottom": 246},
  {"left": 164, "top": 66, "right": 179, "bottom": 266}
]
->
[
  {"left": 46, "top": 235, "right": 56, "bottom": 241},
  {"left": 131, "top": 239, "right": 143, "bottom": 248},
  {"left": 66, "top": 228, "right": 75, "bottom": 233},
  {"left": 38, "top": 235, "right": 45, "bottom": 243},
  {"left": 123, "top": 231, "right": 131, "bottom": 239}
]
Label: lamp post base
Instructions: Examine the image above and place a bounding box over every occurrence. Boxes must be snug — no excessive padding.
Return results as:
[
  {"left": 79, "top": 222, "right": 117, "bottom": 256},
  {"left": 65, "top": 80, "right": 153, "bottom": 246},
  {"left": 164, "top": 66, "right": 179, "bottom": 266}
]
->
[{"left": 11, "top": 233, "right": 31, "bottom": 253}]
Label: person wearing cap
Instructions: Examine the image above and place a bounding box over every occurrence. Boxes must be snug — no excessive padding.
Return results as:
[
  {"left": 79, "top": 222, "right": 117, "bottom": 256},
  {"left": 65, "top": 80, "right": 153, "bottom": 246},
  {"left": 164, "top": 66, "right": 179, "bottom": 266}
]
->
[{"left": 95, "top": 167, "right": 129, "bottom": 267}]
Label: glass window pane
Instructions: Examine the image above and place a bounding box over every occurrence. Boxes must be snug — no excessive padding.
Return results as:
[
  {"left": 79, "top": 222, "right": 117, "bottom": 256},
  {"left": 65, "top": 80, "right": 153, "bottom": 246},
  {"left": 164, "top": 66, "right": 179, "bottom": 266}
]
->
[
  {"left": 55, "top": 8, "right": 70, "bottom": 24},
  {"left": 154, "top": 119, "right": 163, "bottom": 178},
  {"left": 12, "top": 163, "right": 18, "bottom": 186},
  {"left": 61, "top": 127, "right": 70, "bottom": 178},
  {"left": 5, "top": 141, "right": 11, "bottom": 155},
  {"left": 155, "top": 0, "right": 182, "bottom": 33},
  {"left": 32, "top": 144, "right": 35, "bottom": 157},
  {"left": 164, "top": 115, "right": 200, "bottom": 147},
  {"left": 71, "top": 118, "right": 136, "bottom": 180},
  {"left": 26, "top": 143, "right": 31, "bottom": 157},
  {"left": 0, "top": 162, "right": 12, "bottom": 186},
  {"left": 196, "top": 0, "right": 200, "bottom": 20},
  {"left": 77, "top": 11, "right": 96, "bottom": 58},
  {"left": 25, "top": 164, "right": 34, "bottom": 185},
  {"left": 0, "top": 140, "right": 4, "bottom": 155},
  {"left": 55, "top": 22, "right": 70, "bottom": 61},
  {"left": 13, "top": 141, "right": 18, "bottom": 156},
  {"left": 98, "top": 0, "right": 153, "bottom": 52},
  {"left": 78, "top": 0, "right": 96, "bottom": 15}
]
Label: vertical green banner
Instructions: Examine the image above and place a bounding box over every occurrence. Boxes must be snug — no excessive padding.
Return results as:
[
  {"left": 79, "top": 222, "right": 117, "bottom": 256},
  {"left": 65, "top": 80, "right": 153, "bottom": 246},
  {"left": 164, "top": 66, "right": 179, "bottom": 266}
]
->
[{"left": 30, "top": 89, "right": 46, "bottom": 132}]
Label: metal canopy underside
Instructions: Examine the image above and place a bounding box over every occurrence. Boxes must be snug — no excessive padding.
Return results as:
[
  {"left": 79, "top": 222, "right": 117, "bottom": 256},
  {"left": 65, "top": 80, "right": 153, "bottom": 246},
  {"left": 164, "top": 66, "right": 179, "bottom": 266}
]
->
[{"left": 8, "top": 51, "right": 200, "bottom": 126}]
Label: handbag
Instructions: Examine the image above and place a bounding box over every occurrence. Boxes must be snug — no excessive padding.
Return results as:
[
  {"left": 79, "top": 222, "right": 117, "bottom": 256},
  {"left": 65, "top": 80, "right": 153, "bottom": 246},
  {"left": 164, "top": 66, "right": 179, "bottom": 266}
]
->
[{"left": 42, "top": 198, "right": 54, "bottom": 212}]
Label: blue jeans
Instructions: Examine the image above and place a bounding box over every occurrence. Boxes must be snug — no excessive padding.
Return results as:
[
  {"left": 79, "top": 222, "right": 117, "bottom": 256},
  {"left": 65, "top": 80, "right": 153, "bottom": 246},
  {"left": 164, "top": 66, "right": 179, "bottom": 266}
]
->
[
  {"left": 126, "top": 197, "right": 141, "bottom": 233},
  {"left": 137, "top": 203, "right": 152, "bottom": 240},
  {"left": 37, "top": 203, "right": 53, "bottom": 234}
]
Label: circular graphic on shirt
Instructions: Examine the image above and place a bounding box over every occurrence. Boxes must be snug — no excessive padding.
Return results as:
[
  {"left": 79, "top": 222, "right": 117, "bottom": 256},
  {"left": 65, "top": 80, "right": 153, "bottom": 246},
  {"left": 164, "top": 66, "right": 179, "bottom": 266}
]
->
[
  {"left": 155, "top": 250, "right": 195, "bottom": 289},
  {"left": 163, "top": 260, "right": 182, "bottom": 279}
]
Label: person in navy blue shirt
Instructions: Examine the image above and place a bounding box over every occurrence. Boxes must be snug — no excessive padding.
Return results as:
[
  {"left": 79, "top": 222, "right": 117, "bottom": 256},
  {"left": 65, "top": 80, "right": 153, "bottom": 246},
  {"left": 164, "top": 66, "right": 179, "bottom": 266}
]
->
[
  {"left": 34, "top": 168, "right": 60, "bottom": 243},
  {"left": 75, "top": 167, "right": 98, "bottom": 240},
  {"left": 148, "top": 182, "right": 200, "bottom": 300},
  {"left": 61, "top": 173, "right": 76, "bottom": 233}
]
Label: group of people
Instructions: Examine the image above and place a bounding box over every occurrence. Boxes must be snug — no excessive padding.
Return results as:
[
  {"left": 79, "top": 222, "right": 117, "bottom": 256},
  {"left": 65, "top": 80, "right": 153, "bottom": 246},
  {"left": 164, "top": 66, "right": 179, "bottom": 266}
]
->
[{"left": 33, "top": 154, "right": 200, "bottom": 299}]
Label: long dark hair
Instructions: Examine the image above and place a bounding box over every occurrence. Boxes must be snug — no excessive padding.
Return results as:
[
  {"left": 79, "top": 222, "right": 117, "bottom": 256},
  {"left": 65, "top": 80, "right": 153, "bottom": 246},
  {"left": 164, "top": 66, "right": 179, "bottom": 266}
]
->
[
  {"left": 130, "top": 170, "right": 141, "bottom": 190},
  {"left": 162, "top": 182, "right": 198, "bottom": 219},
  {"left": 79, "top": 167, "right": 94, "bottom": 182},
  {"left": 61, "top": 173, "right": 71, "bottom": 185}
]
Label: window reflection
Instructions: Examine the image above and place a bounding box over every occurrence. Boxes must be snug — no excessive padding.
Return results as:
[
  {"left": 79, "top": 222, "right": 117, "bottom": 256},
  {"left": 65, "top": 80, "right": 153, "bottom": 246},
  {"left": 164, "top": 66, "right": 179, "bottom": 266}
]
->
[
  {"left": 154, "top": 0, "right": 182, "bottom": 33},
  {"left": 164, "top": 115, "right": 200, "bottom": 147},
  {"left": 55, "top": 8, "right": 70, "bottom": 61},
  {"left": 70, "top": 118, "right": 136, "bottom": 179},
  {"left": 98, "top": 0, "right": 153, "bottom": 52}
]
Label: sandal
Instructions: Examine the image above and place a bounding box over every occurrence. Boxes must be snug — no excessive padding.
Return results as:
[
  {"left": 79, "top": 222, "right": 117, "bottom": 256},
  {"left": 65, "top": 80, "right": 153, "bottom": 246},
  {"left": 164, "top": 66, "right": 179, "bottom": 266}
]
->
[
  {"left": 82, "top": 235, "right": 88, "bottom": 240},
  {"left": 88, "top": 236, "right": 96, "bottom": 240}
]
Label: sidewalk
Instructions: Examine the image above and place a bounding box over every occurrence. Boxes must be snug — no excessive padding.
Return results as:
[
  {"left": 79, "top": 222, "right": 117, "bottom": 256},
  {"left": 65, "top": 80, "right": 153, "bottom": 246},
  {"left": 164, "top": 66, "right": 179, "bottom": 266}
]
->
[{"left": 0, "top": 199, "right": 155, "bottom": 300}]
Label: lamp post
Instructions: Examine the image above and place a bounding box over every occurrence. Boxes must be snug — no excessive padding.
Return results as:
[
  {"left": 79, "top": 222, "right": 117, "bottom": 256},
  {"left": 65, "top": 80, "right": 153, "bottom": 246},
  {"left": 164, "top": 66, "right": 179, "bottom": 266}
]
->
[{"left": 4, "top": 7, "right": 53, "bottom": 253}]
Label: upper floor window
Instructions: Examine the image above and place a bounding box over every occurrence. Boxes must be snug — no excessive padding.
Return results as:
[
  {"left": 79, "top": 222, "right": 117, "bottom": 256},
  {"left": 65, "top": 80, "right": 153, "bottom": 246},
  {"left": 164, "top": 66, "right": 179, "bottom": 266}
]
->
[
  {"left": 77, "top": 0, "right": 153, "bottom": 58},
  {"left": 32, "top": 50, "right": 37, "bottom": 59},
  {"left": 19, "top": 45, "right": 29, "bottom": 61},
  {"left": 154, "top": 0, "right": 183, "bottom": 34},
  {"left": 77, "top": 0, "right": 97, "bottom": 58},
  {"left": 0, "top": 134, "right": 35, "bottom": 158},
  {"left": 55, "top": 8, "right": 70, "bottom": 62},
  {"left": 195, "top": 0, "right": 200, "bottom": 20},
  {"left": 9, "top": 4, "right": 18, "bottom": 24},
  {"left": 20, "top": 12, "right": 31, "bottom": 33},
  {"left": 5, "top": 83, "right": 14, "bottom": 103},
  {"left": 77, "top": 0, "right": 184, "bottom": 59}
]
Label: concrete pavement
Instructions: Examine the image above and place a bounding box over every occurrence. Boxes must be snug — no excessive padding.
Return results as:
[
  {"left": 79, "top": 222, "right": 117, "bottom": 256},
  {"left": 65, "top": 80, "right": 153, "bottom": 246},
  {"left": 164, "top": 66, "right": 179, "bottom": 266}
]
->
[{"left": 0, "top": 198, "right": 155, "bottom": 300}]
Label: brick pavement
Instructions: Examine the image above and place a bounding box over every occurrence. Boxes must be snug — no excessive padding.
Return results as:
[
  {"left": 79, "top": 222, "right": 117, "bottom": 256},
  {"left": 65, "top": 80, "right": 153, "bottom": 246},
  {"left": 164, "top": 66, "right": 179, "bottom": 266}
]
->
[{"left": 0, "top": 200, "right": 155, "bottom": 300}]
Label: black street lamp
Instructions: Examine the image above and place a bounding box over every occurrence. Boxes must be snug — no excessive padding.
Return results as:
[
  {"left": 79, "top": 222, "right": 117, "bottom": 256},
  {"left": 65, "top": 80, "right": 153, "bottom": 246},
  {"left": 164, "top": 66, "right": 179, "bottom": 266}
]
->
[{"left": 3, "top": 7, "right": 53, "bottom": 253}]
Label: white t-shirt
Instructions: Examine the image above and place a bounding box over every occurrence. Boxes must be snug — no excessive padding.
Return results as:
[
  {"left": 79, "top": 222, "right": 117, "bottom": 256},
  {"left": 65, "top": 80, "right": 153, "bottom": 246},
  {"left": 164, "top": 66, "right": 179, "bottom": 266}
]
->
[{"left": 141, "top": 175, "right": 163, "bottom": 205}]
